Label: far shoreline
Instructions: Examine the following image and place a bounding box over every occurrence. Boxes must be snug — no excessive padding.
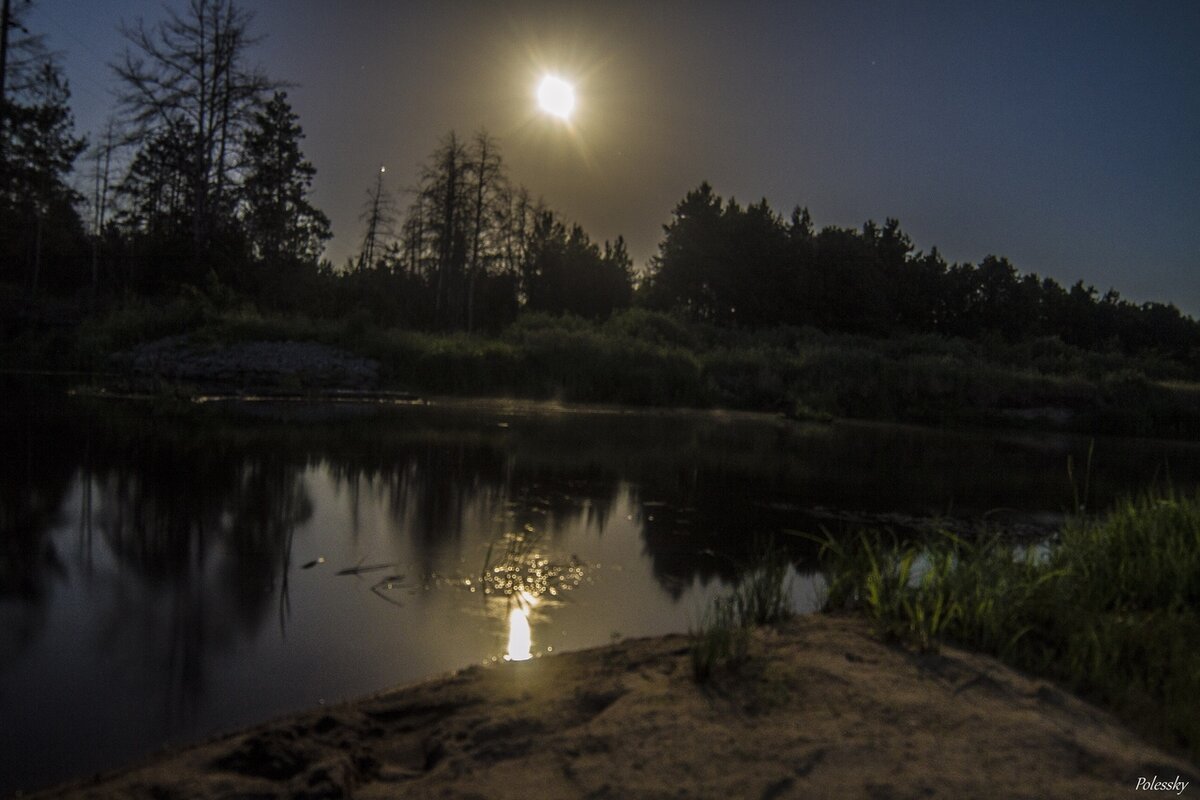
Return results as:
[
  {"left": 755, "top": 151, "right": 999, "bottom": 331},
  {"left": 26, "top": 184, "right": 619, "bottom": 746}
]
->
[{"left": 7, "top": 301, "right": 1200, "bottom": 442}]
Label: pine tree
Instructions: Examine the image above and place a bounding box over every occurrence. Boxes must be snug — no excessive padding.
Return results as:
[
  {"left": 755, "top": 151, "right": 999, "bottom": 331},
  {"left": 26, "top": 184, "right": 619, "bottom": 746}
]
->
[
  {"left": 240, "top": 91, "right": 330, "bottom": 265},
  {"left": 115, "top": 123, "right": 197, "bottom": 239},
  {"left": 0, "top": 54, "right": 85, "bottom": 292}
]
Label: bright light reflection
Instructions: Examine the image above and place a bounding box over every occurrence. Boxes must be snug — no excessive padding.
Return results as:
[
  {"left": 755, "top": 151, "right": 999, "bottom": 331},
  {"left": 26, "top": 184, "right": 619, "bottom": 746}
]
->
[{"left": 504, "top": 591, "right": 539, "bottom": 662}]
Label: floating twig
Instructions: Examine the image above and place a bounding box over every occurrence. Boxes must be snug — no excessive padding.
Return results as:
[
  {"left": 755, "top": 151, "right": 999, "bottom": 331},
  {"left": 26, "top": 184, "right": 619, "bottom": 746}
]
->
[
  {"left": 336, "top": 562, "right": 394, "bottom": 576},
  {"left": 369, "top": 573, "right": 409, "bottom": 607}
]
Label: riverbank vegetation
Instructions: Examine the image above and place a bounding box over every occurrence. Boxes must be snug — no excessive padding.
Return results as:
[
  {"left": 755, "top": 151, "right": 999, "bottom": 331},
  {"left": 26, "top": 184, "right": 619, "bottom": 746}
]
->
[
  {"left": 11, "top": 295, "right": 1197, "bottom": 438},
  {"left": 816, "top": 490, "right": 1200, "bottom": 763}
]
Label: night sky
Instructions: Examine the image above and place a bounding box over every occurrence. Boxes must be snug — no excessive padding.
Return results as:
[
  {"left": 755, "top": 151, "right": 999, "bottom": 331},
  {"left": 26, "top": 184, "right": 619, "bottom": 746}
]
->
[{"left": 28, "top": 1, "right": 1200, "bottom": 315}]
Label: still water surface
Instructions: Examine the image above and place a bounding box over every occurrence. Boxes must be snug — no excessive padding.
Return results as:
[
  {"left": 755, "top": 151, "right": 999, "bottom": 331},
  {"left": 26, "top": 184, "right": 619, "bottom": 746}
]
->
[{"left": 2, "top": 385, "right": 1199, "bottom": 795}]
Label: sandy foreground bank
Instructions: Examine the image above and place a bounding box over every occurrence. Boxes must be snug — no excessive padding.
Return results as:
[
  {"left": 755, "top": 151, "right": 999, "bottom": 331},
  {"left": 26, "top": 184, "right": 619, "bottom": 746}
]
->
[{"left": 31, "top": 615, "right": 1196, "bottom": 799}]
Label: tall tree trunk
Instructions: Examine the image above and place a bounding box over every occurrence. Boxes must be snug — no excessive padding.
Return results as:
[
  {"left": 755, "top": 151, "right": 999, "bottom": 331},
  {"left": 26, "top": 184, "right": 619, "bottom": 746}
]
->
[
  {"left": 0, "top": 0, "right": 10, "bottom": 161},
  {"left": 0, "top": 0, "right": 9, "bottom": 94},
  {"left": 466, "top": 137, "right": 491, "bottom": 335},
  {"left": 30, "top": 210, "right": 41, "bottom": 296}
]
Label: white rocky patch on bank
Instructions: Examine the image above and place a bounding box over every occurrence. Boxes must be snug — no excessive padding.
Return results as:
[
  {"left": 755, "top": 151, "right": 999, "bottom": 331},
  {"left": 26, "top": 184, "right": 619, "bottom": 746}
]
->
[{"left": 112, "top": 336, "right": 380, "bottom": 391}]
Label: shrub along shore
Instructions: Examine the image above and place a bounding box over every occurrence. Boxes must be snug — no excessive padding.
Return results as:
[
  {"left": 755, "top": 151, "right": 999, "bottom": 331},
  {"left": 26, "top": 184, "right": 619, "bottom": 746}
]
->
[
  {"left": 685, "top": 490, "right": 1200, "bottom": 765},
  {"left": 10, "top": 295, "right": 1199, "bottom": 439},
  {"left": 812, "top": 489, "right": 1200, "bottom": 764}
]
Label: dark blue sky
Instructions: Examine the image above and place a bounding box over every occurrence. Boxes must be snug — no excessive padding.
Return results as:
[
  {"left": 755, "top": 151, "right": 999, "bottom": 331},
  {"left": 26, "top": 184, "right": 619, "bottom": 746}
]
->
[{"left": 29, "top": 1, "right": 1200, "bottom": 314}]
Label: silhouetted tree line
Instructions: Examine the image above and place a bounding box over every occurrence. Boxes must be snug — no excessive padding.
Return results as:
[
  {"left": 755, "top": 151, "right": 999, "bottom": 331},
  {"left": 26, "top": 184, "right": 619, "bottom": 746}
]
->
[
  {"left": 0, "top": 0, "right": 322, "bottom": 298},
  {"left": 0, "top": 0, "right": 631, "bottom": 330},
  {"left": 342, "top": 129, "right": 633, "bottom": 330},
  {"left": 641, "top": 182, "right": 1200, "bottom": 361},
  {"left": 1, "top": 0, "right": 1196, "bottom": 360}
]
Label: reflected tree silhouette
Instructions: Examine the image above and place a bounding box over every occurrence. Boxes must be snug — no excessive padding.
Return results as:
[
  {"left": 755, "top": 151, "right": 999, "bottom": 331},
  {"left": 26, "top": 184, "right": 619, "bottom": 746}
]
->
[
  {"left": 6, "top": 387, "right": 1200, "bottom": 716},
  {"left": 0, "top": 441, "right": 71, "bottom": 601},
  {"left": 6, "top": 385, "right": 1200, "bottom": 800},
  {"left": 80, "top": 428, "right": 313, "bottom": 720},
  {"left": 0, "top": 383, "right": 80, "bottom": 662},
  {"left": 222, "top": 459, "right": 313, "bottom": 631}
]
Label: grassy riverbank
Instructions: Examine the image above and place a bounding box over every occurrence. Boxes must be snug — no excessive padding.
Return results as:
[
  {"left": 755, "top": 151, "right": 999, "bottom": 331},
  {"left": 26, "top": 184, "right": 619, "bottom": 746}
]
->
[
  {"left": 816, "top": 490, "right": 1200, "bottom": 763},
  {"left": 6, "top": 294, "right": 1200, "bottom": 437}
]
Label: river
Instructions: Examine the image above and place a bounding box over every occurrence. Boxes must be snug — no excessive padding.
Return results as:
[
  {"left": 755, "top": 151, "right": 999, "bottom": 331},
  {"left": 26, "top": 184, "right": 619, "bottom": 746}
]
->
[{"left": 2, "top": 382, "right": 1198, "bottom": 795}]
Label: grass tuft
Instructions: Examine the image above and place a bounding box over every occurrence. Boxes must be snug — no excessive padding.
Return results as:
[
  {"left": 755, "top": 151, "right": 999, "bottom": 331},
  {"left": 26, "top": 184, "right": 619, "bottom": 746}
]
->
[
  {"left": 690, "top": 596, "right": 750, "bottom": 683},
  {"left": 690, "top": 540, "right": 793, "bottom": 682}
]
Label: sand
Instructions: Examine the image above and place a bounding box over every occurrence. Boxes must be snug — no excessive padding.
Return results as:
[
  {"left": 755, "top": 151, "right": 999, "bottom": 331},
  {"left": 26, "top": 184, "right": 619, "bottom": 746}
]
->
[{"left": 29, "top": 614, "right": 1197, "bottom": 799}]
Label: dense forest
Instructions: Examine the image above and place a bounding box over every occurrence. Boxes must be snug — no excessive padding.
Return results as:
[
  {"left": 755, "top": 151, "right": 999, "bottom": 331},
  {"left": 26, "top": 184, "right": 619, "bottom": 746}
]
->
[{"left": 2, "top": 0, "right": 1198, "bottom": 370}]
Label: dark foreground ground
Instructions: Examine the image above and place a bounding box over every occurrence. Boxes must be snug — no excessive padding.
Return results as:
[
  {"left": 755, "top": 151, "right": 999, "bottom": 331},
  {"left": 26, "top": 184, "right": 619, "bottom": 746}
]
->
[{"left": 29, "top": 614, "right": 1197, "bottom": 800}]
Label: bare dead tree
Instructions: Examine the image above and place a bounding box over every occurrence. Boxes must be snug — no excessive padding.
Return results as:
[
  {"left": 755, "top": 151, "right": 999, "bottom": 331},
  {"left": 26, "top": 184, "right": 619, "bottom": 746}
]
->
[
  {"left": 397, "top": 189, "right": 426, "bottom": 278},
  {"left": 394, "top": 131, "right": 548, "bottom": 329},
  {"left": 112, "top": 0, "right": 272, "bottom": 249},
  {"left": 88, "top": 117, "right": 117, "bottom": 302},
  {"left": 423, "top": 131, "right": 469, "bottom": 326},
  {"left": 358, "top": 165, "right": 395, "bottom": 271},
  {"left": 464, "top": 130, "right": 506, "bottom": 333}
]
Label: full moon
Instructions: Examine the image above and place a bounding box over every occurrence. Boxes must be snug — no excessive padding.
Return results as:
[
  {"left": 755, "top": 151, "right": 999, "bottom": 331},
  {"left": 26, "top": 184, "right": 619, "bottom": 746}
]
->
[{"left": 536, "top": 75, "right": 575, "bottom": 120}]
